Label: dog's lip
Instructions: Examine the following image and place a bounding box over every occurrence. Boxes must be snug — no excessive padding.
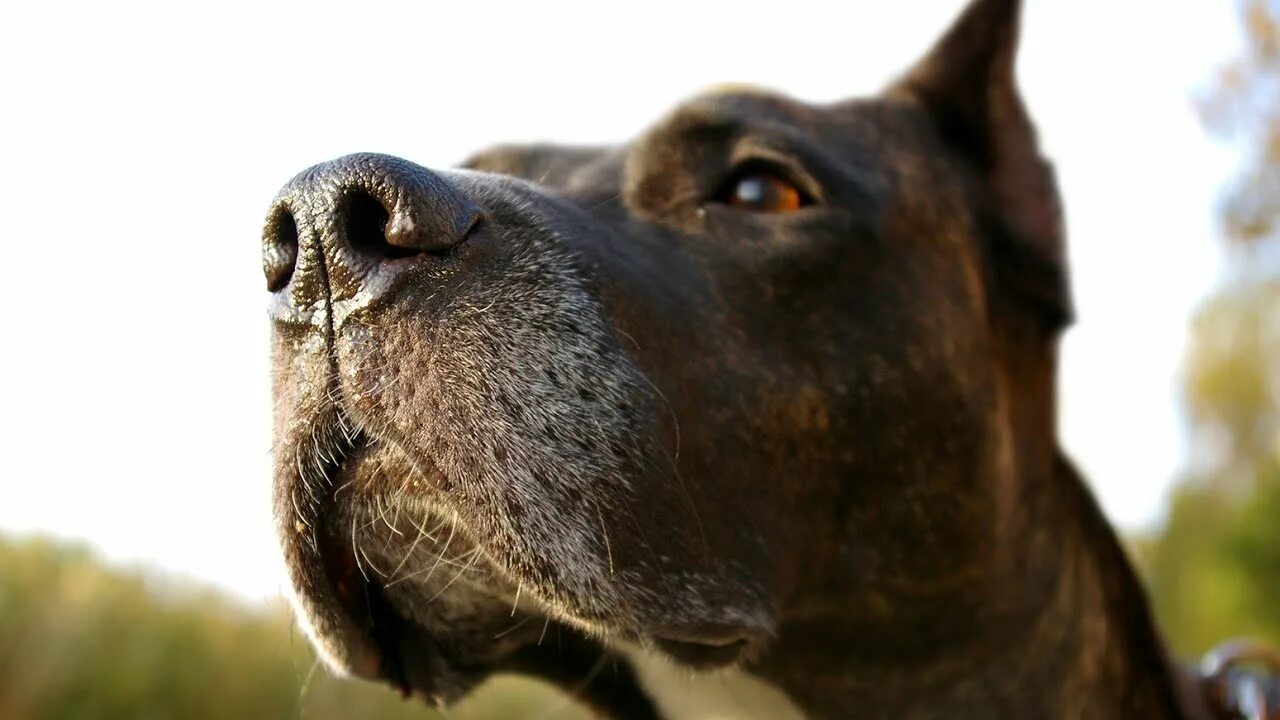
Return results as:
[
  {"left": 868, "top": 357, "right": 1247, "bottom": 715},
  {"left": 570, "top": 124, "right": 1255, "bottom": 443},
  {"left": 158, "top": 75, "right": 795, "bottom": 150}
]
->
[
  {"left": 293, "top": 433, "right": 585, "bottom": 702},
  {"left": 275, "top": 424, "right": 434, "bottom": 699},
  {"left": 312, "top": 491, "right": 468, "bottom": 703},
  {"left": 650, "top": 623, "right": 757, "bottom": 668},
  {"left": 653, "top": 635, "right": 751, "bottom": 668},
  {"left": 317, "top": 526, "right": 623, "bottom": 703}
]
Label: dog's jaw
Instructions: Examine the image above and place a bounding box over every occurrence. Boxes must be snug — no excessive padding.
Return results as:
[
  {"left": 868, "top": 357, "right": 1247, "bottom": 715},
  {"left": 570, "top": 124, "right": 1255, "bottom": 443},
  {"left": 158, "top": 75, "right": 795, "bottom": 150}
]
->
[{"left": 273, "top": 405, "right": 776, "bottom": 709}]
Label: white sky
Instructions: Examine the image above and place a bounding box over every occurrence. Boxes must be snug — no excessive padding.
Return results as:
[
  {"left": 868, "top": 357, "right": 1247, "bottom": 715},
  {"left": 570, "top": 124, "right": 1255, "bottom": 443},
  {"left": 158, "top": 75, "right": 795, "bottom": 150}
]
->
[{"left": 0, "top": 0, "right": 1243, "bottom": 602}]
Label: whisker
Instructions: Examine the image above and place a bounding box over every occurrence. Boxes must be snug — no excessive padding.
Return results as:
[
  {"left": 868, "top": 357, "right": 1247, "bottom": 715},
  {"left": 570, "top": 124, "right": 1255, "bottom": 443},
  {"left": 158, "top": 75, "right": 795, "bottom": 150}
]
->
[
  {"left": 386, "top": 520, "right": 457, "bottom": 588},
  {"left": 511, "top": 581, "right": 524, "bottom": 617},
  {"left": 293, "top": 657, "right": 322, "bottom": 718},
  {"left": 493, "top": 614, "right": 535, "bottom": 640},
  {"left": 350, "top": 511, "right": 370, "bottom": 583},
  {"left": 595, "top": 503, "right": 615, "bottom": 576},
  {"left": 425, "top": 546, "right": 483, "bottom": 603},
  {"left": 387, "top": 512, "right": 432, "bottom": 582},
  {"left": 537, "top": 615, "right": 552, "bottom": 646}
]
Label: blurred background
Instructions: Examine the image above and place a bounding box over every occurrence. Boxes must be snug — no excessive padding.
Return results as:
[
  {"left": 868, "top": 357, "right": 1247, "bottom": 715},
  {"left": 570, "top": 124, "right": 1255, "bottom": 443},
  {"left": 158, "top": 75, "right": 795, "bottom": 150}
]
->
[{"left": 0, "top": 0, "right": 1275, "bottom": 717}]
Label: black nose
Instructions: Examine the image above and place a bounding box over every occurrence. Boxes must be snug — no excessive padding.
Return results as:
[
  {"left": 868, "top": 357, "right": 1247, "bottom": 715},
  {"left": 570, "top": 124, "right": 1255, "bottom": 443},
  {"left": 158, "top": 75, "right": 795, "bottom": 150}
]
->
[{"left": 262, "top": 153, "right": 481, "bottom": 300}]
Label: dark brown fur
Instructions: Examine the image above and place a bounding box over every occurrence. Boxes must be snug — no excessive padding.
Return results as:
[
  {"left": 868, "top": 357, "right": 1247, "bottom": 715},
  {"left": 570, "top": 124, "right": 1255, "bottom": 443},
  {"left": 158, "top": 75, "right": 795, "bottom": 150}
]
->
[{"left": 262, "top": 1, "right": 1208, "bottom": 716}]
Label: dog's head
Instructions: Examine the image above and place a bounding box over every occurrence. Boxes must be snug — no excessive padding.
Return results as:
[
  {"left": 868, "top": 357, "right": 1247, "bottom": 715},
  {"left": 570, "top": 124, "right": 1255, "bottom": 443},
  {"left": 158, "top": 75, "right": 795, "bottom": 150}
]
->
[{"left": 264, "top": 0, "right": 1068, "bottom": 708}]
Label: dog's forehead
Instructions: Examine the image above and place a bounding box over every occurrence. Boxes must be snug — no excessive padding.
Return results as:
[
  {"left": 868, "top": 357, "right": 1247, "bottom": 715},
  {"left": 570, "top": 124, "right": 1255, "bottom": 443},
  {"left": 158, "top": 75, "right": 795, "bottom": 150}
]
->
[
  {"left": 635, "top": 86, "right": 923, "bottom": 162},
  {"left": 614, "top": 87, "right": 944, "bottom": 217},
  {"left": 652, "top": 87, "right": 833, "bottom": 136}
]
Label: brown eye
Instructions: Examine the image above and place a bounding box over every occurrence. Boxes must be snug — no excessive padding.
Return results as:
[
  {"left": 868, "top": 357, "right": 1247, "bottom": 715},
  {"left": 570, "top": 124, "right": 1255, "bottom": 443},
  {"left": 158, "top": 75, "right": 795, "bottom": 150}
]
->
[{"left": 725, "top": 171, "right": 806, "bottom": 213}]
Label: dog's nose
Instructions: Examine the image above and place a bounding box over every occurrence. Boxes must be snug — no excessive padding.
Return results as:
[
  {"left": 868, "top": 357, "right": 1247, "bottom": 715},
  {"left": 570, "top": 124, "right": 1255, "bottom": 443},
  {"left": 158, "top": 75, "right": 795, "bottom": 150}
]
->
[{"left": 262, "top": 153, "right": 481, "bottom": 303}]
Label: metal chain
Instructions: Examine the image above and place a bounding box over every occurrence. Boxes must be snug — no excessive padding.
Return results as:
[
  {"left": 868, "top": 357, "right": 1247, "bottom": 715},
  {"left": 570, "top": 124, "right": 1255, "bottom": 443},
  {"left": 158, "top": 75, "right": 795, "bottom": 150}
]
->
[{"left": 1200, "top": 639, "right": 1280, "bottom": 720}]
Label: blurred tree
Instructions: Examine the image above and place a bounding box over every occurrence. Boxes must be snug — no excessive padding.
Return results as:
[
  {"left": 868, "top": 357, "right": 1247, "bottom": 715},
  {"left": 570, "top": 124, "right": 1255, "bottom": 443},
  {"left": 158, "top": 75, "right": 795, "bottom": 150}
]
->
[
  {"left": 1202, "top": 0, "right": 1280, "bottom": 253},
  {"left": 0, "top": 535, "right": 586, "bottom": 720},
  {"left": 1140, "top": 0, "right": 1280, "bottom": 655}
]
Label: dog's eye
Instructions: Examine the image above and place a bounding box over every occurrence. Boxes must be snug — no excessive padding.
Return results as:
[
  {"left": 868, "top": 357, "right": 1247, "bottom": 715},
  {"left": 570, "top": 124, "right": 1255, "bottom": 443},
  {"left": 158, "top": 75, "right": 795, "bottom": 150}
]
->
[{"left": 718, "top": 169, "right": 809, "bottom": 213}]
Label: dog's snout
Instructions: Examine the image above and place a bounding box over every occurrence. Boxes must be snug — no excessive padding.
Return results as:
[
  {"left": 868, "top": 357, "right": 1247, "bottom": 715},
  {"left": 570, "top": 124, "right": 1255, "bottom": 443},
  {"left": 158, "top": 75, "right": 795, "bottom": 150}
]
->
[{"left": 262, "top": 153, "right": 482, "bottom": 306}]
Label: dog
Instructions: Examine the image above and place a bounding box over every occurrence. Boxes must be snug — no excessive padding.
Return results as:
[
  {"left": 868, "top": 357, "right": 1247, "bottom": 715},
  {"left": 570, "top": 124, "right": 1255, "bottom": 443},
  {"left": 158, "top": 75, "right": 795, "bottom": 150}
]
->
[{"left": 261, "top": 0, "right": 1215, "bottom": 716}]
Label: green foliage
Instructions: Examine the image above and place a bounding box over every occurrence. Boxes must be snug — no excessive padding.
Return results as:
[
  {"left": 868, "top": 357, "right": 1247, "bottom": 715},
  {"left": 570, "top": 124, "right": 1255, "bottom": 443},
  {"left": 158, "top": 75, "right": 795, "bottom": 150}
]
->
[
  {"left": 1141, "top": 469, "right": 1280, "bottom": 654},
  {"left": 1136, "top": 0, "right": 1280, "bottom": 657},
  {"left": 0, "top": 535, "right": 586, "bottom": 720}
]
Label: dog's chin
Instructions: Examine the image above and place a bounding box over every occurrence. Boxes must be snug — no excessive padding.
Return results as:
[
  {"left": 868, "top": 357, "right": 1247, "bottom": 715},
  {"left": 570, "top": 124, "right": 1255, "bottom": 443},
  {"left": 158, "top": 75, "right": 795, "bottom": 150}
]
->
[
  {"left": 309, "top": 553, "right": 753, "bottom": 707},
  {"left": 308, "top": 551, "right": 598, "bottom": 705},
  {"left": 280, "top": 430, "right": 761, "bottom": 707}
]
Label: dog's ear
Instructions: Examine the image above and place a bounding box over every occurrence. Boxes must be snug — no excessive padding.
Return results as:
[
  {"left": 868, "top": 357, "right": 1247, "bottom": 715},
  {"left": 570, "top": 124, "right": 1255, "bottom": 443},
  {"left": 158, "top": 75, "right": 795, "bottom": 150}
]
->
[
  {"left": 461, "top": 144, "right": 610, "bottom": 190},
  {"left": 895, "top": 0, "right": 1072, "bottom": 328}
]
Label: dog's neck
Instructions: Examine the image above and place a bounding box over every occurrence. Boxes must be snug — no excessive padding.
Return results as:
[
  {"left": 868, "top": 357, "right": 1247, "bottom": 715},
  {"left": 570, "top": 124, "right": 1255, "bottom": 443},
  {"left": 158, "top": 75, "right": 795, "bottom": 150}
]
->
[
  {"left": 736, "top": 457, "right": 1191, "bottom": 719},
  {"left": 742, "top": 330, "right": 1199, "bottom": 718}
]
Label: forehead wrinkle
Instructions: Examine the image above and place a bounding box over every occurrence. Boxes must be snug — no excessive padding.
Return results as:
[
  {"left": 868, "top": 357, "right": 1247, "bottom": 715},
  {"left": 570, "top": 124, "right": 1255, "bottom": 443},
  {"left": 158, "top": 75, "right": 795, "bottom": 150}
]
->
[
  {"left": 624, "top": 97, "right": 809, "bottom": 200},
  {"left": 636, "top": 85, "right": 824, "bottom": 152},
  {"left": 634, "top": 87, "right": 904, "bottom": 180}
]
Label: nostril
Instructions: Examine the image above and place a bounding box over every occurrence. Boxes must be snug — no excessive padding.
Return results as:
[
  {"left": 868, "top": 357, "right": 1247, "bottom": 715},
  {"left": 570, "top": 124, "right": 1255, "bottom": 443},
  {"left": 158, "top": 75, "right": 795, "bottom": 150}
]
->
[
  {"left": 340, "top": 191, "right": 422, "bottom": 261},
  {"left": 263, "top": 205, "right": 299, "bottom": 292}
]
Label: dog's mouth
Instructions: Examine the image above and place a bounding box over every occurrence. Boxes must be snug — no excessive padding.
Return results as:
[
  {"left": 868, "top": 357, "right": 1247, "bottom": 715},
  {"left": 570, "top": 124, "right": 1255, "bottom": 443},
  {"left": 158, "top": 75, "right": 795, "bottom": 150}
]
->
[{"left": 279, "top": 408, "right": 755, "bottom": 705}]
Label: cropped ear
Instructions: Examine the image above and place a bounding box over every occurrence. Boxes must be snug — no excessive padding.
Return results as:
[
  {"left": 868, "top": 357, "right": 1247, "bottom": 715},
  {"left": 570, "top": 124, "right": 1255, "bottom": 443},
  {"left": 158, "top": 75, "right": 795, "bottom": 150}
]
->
[{"left": 894, "top": 0, "right": 1072, "bottom": 329}]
